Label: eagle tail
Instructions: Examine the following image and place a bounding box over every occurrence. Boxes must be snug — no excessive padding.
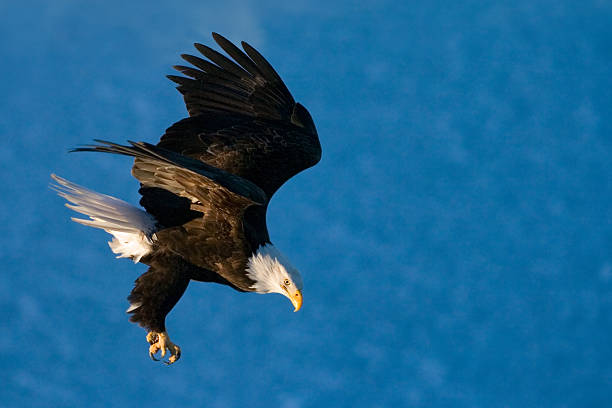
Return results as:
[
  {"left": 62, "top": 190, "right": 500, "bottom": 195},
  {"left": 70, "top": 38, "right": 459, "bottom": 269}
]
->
[{"left": 50, "top": 174, "right": 157, "bottom": 263}]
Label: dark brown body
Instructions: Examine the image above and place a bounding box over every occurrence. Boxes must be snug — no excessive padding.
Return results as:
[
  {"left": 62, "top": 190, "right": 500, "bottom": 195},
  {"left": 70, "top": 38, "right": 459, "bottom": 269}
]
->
[{"left": 74, "top": 34, "right": 321, "bottom": 334}]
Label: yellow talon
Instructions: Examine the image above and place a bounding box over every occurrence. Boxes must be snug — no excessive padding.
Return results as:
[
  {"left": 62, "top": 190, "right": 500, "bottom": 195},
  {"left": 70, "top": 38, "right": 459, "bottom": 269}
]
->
[{"left": 146, "top": 331, "right": 181, "bottom": 365}]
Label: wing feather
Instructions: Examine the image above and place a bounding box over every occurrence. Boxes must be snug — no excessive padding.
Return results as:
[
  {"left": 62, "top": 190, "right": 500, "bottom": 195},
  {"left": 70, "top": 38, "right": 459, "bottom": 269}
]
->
[
  {"left": 211, "top": 33, "right": 264, "bottom": 77},
  {"left": 170, "top": 33, "right": 296, "bottom": 121},
  {"left": 156, "top": 33, "right": 321, "bottom": 201},
  {"left": 73, "top": 140, "right": 267, "bottom": 212},
  {"left": 193, "top": 42, "right": 251, "bottom": 78}
]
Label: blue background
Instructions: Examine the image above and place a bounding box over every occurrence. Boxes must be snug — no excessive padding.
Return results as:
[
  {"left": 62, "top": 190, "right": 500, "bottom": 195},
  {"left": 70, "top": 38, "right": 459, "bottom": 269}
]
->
[{"left": 2, "top": 1, "right": 611, "bottom": 407}]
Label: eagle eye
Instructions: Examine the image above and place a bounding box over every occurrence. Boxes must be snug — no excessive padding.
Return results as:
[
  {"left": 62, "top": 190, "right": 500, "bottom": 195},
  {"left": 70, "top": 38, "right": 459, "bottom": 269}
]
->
[{"left": 284, "top": 279, "right": 291, "bottom": 286}]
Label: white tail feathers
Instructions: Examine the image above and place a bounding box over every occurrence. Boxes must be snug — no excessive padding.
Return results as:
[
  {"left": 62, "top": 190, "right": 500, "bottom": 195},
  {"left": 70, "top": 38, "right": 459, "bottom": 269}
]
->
[
  {"left": 51, "top": 174, "right": 157, "bottom": 263},
  {"left": 126, "top": 301, "right": 142, "bottom": 313}
]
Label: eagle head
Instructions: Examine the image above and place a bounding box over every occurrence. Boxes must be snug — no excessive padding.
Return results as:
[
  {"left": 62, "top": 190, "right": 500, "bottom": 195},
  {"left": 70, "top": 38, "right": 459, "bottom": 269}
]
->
[{"left": 246, "top": 244, "right": 303, "bottom": 311}]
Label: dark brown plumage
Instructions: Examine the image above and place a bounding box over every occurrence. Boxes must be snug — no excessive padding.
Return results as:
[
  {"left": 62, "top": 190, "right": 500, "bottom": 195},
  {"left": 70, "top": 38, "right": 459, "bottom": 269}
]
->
[{"left": 53, "top": 33, "right": 320, "bottom": 364}]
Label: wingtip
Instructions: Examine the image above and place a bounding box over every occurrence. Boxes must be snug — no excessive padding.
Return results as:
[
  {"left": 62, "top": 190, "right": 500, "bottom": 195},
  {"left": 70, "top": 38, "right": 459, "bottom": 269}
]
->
[
  {"left": 167, "top": 74, "right": 185, "bottom": 83},
  {"left": 212, "top": 32, "right": 231, "bottom": 46},
  {"left": 241, "top": 40, "right": 253, "bottom": 51},
  {"left": 92, "top": 139, "right": 122, "bottom": 148}
]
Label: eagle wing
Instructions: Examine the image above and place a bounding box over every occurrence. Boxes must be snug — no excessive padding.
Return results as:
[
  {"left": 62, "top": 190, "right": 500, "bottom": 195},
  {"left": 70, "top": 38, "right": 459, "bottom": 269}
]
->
[
  {"left": 74, "top": 140, "right": 266, "bottom": 209},
  {"left": 73, "top": 140, "right": 265, "bottom": 290},
  {"left": 157, "top": 33, "right": 321, "bottom": 198},
  {"left": 170, "top": 32, "right": 296, "bottom": 121}
]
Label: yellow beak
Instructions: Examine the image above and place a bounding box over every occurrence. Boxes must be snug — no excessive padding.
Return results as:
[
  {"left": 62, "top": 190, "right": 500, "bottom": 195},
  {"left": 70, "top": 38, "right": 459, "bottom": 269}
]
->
[{"left": 290, "top": 289, "right": 303, "bottom": 312}]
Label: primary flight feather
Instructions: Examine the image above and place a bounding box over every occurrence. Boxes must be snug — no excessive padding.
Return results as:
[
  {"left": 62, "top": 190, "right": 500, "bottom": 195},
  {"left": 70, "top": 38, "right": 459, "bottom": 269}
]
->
[{"left": 51, "top": 33, "right": 321, "bottom": 364}]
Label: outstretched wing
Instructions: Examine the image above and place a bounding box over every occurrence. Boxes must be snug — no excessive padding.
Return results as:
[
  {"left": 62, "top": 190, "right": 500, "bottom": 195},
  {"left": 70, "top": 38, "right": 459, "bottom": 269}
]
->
[
  {"left": 73, "top": 140, "right": 266, "bottom": 210},
  {"left": 170, "top": 32, "right": 295, "bottom": 121},
  {"left": 73, "top": 140, "right": 265, "bottom": 290},
  {"left": 159, "top": 32, "right": 321, "bottom": 198}
]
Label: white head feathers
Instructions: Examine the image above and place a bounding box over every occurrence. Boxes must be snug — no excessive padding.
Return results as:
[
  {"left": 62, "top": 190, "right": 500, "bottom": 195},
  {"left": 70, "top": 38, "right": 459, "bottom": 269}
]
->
[{"left": 246, "top": 244, "right": 303, "bottom": 294}]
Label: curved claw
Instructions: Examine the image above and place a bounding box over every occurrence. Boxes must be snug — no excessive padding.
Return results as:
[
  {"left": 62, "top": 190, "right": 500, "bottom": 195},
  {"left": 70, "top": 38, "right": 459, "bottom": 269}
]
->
[
  {"left": 163, "top": 346, "right": 181, "bottom": 365},
  {"left": 146, "top": 331, "right": 181, "bottom": 365},
  {"left": 147, "top": 332, "right": 160, "bottom": 361},
  {"left": 149, "top": 344, "right": 159, "bottom": 361}
]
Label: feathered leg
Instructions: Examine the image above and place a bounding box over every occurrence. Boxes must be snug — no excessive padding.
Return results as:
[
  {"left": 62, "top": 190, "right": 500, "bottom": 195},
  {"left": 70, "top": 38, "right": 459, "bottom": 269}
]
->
[{"left": 127, "top": 254, "right": 190, "bottom": 365}]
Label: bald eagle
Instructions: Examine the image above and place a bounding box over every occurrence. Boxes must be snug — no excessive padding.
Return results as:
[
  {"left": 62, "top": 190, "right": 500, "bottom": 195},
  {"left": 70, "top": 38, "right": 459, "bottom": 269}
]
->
[{"left": 51, "top": 33, "right": 321, "bottom": 364}]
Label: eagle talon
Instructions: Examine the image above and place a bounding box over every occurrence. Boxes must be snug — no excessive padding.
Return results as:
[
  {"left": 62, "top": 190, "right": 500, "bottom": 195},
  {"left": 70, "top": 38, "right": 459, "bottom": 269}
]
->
[
  {"left": 148, "top": 343, "right": 160, "bottom": 361},
  {"left": 146, "top": 331, "right": 181, "bottom": 365}
]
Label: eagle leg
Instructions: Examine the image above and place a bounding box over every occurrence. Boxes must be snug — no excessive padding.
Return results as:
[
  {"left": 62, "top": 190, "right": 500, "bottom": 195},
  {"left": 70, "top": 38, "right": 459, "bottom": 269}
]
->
[
  {"left": 147, "top": 331, "right": 181, "bottom": 365},
  {"left": 126, "top": 256, "right": 191, "bottom": 364}
]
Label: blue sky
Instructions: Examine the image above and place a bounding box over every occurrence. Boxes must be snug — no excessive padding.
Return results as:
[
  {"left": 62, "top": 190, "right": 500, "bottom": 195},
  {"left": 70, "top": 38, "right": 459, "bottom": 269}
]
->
[{"left": 1, "top": 1, "right": 611, "bottom": 407}]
